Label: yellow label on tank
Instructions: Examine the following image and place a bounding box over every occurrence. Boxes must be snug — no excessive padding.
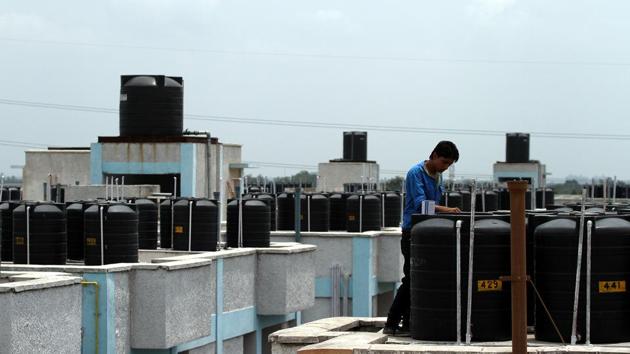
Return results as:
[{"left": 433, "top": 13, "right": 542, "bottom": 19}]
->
[
  {"left": 175, "top": 226, "right": 184, "bottom": 234},
  {"left": 598, "top": 281, "right": 626, "bottom": 293},
  {"left": 86, "top": 237, "right": 97, "bottom": 246},
  {"left": 15, "top": 236, "right": 24, "bottom": 245},
  {"left": 348, "top": 215, "right": 356, "bottom": 221},
  {"left": 477, "top": 280, "right": 502, "bottom": 292}
]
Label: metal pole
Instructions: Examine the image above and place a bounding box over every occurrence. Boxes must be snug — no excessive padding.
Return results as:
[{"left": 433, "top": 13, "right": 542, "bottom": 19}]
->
[
  {"left": 307, "top": 194, "right": 311, "bottom": 232},
  {"left": 170, "top": 199, "right": 174, "bottom": 249},
  {"left": 359, "top": 195, "right": 364, "bottom": 233},
  {"left": 174, "top": 176, "right": 178, "bottom": 198},
  {"left": 121, "top": 176, "right": 125, "bottom": 201},
  {"left": 48, "top": 173, "right": 52, "bottom": 202},
  {"left": 214, "top": 192, "right": 222, "bottom": 250},
  {"left": 0, "top": 174, "right": 4, "bottom": 202},
  {"left": 294, "top": 187, "right": 301, "bottom": 242},
  {"left": 465, "top": 180, "right": 476, "bottom": 344},
  {"left": 456, "top": 219, "right": 463, "bottom": 345},
  {"left": 586, "top": 220, "right": 593, "bottom": 345},
  {"left": 382, "top": 193, "right": 385, "bottom": 229},
  {"left": 26, "top": 205, "right": 31, "bottom": 264},
  {"left": 613, "top": 176, "right": 618, "bottom": 204},
  {"left": 99, "top": 206, "right": 105, "bottom": 266},
  {"left": 571, "top": 189, "right": 587, "bottom": 345},
  {"left": 481, "top": 189, "right": 486, "bottom": 212},
  {"left": 508, "top": 180, "right": 528, "bottom": 354},
  {"left": 115, "top": 178, "right": 119, "bottom": 202},
  {"left": 188, "top": 200, "right": 193, "bottom": 252}
]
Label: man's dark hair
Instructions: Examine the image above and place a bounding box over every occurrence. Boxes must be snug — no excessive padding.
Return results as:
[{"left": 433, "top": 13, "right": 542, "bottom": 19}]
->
[{"left": 430, "top": 141, "right": 459, "bottom": 162}]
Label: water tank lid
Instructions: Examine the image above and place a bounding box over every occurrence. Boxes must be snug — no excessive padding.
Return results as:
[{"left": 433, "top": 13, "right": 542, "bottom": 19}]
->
[
  {"left": 164, "top": 77, "right": 183, "bottom": 87},
  {"left": 124, "top": 76, "right": 158, "bottom": 87}
]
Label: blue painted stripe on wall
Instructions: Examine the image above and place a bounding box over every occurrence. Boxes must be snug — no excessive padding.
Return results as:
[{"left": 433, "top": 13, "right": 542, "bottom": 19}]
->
[
  {"left": 101, "top": 162, "right": 180, "bottom": 175},
  {"left": 90, "top": 143, "right": 103, "bottom": 184},
  {"left": 351, "top": 237, "right": 373, "bottom": 317},
  {"left": 315, "top": 276, "right": 352, "bottom": 298},
  {"left": 216, "top": 258, "right": 224, "bottom": 354},
  {"left": 180, "top": 143, "right": 196, "bottom": 197},
  {"left": 223, "top": 307, "right": 256, "bottom": 339},
  {"left": 81, "top": 272, "right": 114, "bottom": 354}
]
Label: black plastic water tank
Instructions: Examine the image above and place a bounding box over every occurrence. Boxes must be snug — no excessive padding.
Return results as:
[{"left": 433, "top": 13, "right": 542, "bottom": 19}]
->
[
  {"left": 383, "top": 192, "right": 402, "bottom": 227},
  {"left": 460, "top": 190, "right": 472, "bottom": 211},
  {"left": 506, "top": 132, "right": 529, "bottom": 163},
  {"left": 119, "top": 75, "right": 183, "bottom": 137},
  {"left": 445, "top": 191, "right": 463, "bottom": 210},
  {"left": 66, "top": 202, "right": 90, "bottom": 260},
  {"left": 0, "top": 202, "right": 18, "bottom": 261},
  {"left": 159, "top": 199, "right": 174, "bottom": 248},
  {"left": 300, "top": 194, "right": 330, "bottom": 231},
  {"left": 13, "top": 202, "right": 67, "bottom": 265},
  {"left": 346, "top": 194, "right": 381, "bottom": 232},
  {"left": 535, "top": 216, "right": 630, "bottom": 343},
  {"left": 410, "top": 216, "right": 511, "bottom": 341},
  {"left": 84, "top": 203, "right": 138, "bottom": 265},
  {"left": 133, "top": 199, "right": 158, "bottom": 249},
  {"left": 227, "top": 199, "right": 271, "bottom": 248},
  {"left": 172, "top": 198, "right": 218, "bottom": 251},
  {"left": 475, "top": 190, "right": 499, "bottom": 212},
  {"left": 255, "top": 193, "right": 276, "bottom": 231},
  {"left": 329, "top": 193, "right": 349, "bottom": 231},
  {"left": 536, "top": 188, "right": 555, "bottom": 209},
  {"left": 276, "top": 193, "right": 295, "bottom": 230}
]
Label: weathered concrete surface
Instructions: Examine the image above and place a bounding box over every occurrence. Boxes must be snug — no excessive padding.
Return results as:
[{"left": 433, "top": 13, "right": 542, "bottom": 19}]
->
[
  {"left": 270, "top": 317, "right": 630, "bottom": 354},
  {"left": 22, "top": 149, "right": 91, "bottom": 201},
  {"left": 256, "top": 243, "right": 316, "bottom": 315},
  {"left": 223, "top": 253, "right": 256, "bottom": 312},
  {"left": 0, "top": 274, "right": 82, "bottom": 354},
  {"left": 129, "top": 259, "right": 214, "bottom": 349}
]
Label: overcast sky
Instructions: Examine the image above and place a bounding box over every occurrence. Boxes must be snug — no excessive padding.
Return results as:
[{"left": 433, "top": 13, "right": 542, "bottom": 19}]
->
[{"left": 1, "top": 0, "right": 630, "bottom": 182}]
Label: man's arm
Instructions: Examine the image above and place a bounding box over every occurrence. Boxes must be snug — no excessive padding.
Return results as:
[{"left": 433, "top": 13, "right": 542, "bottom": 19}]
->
[{"left": 436, "top": 205, "right": 461, "bottom": 213}]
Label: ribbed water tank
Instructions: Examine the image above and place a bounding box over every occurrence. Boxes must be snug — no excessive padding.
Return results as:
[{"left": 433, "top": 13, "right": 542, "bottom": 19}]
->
[
  {"left": 410, "top": 216, "right": 511, "bottom": 341},
  {"left": 276, "top": 193, "right": 295, "bottom": 230},
  {"left": 226, "top": 199, "right": 271, "bottom": 248},
  {"left": 84, "top": 203, "right": 138, "bottom": 265},
  {"left": 535, "top": 216, "right": 630, "bottom": 343},
  {"left": 445, "top": 191, "right": 463, "bottom": 210},
  {"left": 13, "top": 202, "right": 67, "bottom": 265},
  {"left": 461, "top": 190, "right": 472, "bottom": 212},
  {"left": 159, "top": 199, "right": 173, "bottom": 248},
  {"left": 119, "top": 75, "right": 183, "bottom": 137},
  {"left": 383, "top": 192, "right": 402, "bottom": 227},
  {"left": 475, "top": 190, "right": 499, "bottom": 212},
  {"left": 346, "top": 194, "right": 381, "bottom": 232},
  {"left": 0, "top": 202, "right": 18, "bottom": 261},
  {"left": 172, "top": 198, "right": 218, "bottom": 251},
  {"left": 536, "top": 188, "right": 555, "bottom": 208},
  {"left": 66, "top": 202, "right": 89, "bottom": 260},
  {"left": 300, "top": 194, "right": 330, "bottom": 231},
  {"left": 255, "top": 193, "right": 277, "bottom": 231},
  {"left": 506, "top": 132, "right": 530, "bottom": 163},
  {"left": 497, "top": 189, "right": 532, "bottom": 210},
  {"left": 134, "top": 199, "right": 158, "bottom": 249},
  {"left": 329, "top": 193, "right": 349, "bottom": 231}
]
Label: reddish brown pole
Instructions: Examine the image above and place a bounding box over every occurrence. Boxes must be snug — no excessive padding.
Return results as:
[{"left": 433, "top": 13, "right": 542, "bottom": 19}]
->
[{"left": 508, "top": 181, "right": 528, "bottom": 354}]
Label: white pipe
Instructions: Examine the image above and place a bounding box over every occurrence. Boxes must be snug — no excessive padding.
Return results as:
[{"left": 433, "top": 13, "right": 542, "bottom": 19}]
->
[
  {"left": 382, "top": 193, "right": 385, "bottom": 228},
  {"left": 0, "top": 175, "right": 5, "bottom": 201},
  {"left": 99, "top": 206, "right": 105, "bottom": 266},
  {"left": 170, "top": 199, "right": 175, "bottom": 249},
  {"left": 481, "top": 189, "right": 486, "bottom": 212},
  {"left": 465, "top": 180, "right": 477, "bottom": 344},
  {"left": 26, "top": 205, "right": 31, "bottom": 264},
  {"left": 173, "top": 176, "right": 178, "bottom": 198},
  {"left": 188, "top": 200, "right": 193, "bottom": 252},
  {"left": 571, "top": 189, "right": 587, "bottom": 345},
  {"left": 115, "top": 178, "right": 119, "bottom": 202},
  {"left": 456, "top": 219, "right": 463, "bottom": 345},
  {"left": 121, "top": 176, "right": 125, "bottom": 201},
  {"left": 238, "top": 178, "right": 243, "bottom": 248},
  {"left": 586, "top": 220, "right": 593, "bottom": 345},
  {"left": 307, "top": 195, "right": 311, "bottom": 232},
  {"left": 613, "top": 176, "right": 617, "bottom": 204}
]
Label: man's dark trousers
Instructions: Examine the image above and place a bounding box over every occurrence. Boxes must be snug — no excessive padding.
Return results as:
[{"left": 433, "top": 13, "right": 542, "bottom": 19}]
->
[{"left": 385, "top": 229, "right": 410, "bottom": 328}]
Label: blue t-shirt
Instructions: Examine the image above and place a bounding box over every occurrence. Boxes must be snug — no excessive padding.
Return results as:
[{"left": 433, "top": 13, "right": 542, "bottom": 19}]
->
[{"left": 401, "top": 160, "right": 444, "bottom": 231}]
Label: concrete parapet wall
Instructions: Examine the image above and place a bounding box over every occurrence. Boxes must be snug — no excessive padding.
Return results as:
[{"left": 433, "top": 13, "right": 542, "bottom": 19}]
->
[
  {"left": 0, "top": 272, "right": 83, "bottom": 354},
  {"left": 256, "top": 244, "right": 316, "bottom": 315},
  {"left": 129, "top": 259, "right": 214, "bottom": 349}
]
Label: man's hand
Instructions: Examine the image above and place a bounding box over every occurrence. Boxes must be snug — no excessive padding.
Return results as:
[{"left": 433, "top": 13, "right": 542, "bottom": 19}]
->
[
  {"left": 436, "top": 205, "right": 461, "bottom": 213},
  {"left": 448, "top": 207, "right": 461, "bottom": 213}
]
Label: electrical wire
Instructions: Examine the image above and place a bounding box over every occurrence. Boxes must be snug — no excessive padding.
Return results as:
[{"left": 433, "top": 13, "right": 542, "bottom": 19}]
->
[{"left": 2, "top": 98, "right": 630, "bottom": 141}]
